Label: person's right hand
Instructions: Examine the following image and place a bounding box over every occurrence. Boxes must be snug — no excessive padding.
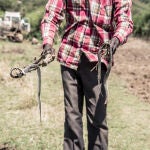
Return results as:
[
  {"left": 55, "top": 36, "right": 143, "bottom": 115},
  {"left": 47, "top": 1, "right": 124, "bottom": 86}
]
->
[
  {"left": 41, "top": 44, "right": 52, "bottom": 57},
  {"left": 41, "top": 44, "right": 55, "bottom": 66}
]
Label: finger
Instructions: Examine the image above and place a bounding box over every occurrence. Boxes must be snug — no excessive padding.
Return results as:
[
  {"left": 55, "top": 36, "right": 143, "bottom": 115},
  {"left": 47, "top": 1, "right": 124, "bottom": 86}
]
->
[{"left": 112, "top": 48, "right": 116, "bottom": 54}]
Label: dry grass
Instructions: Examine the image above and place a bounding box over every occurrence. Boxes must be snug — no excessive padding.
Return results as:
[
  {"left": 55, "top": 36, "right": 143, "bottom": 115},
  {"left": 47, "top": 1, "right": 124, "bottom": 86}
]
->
[{"left": 0, "top": 40, "right": 149, "bottom": 150}]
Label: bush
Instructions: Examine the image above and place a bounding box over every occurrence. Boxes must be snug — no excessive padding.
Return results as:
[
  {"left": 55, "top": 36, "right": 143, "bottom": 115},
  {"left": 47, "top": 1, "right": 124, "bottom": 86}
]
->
[
  {"left": 139, "top": 0, "right": 150, "bottom": 4},
  {"left": 133, "top": 12, "right": 150, "bottom": 39},
  {"left": 0, "top": 0, "right": 13, "bottom": 11},
  {"left": 26, "top": 7, "right": 44, "bottom": 40}
]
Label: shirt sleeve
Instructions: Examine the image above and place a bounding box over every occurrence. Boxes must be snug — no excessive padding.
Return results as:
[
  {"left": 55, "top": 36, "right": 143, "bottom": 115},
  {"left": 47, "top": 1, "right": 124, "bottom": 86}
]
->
[
  {"left": 41, "top": 0, "right": 64, "bottom": 46},
  {"left": 113, "top": 0, "right": 133, "bottom": 44}
]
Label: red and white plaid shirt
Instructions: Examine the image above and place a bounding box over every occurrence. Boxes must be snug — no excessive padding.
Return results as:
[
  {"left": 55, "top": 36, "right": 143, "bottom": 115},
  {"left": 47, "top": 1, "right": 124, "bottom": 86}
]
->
[{"left": 41, "top": 0, "right": 133, "bottom": 69}]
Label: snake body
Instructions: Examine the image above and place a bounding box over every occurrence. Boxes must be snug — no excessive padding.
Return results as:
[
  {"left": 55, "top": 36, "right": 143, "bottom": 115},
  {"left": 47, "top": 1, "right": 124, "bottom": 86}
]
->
[{"left": 98, "top": 43, "right": 113, "bottom": 104}]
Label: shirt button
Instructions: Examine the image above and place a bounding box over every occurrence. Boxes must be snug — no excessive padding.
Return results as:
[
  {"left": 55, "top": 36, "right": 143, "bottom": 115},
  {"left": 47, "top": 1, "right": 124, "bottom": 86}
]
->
[{"left": 84, "top": 21, "right": 87, "bottom": 25}]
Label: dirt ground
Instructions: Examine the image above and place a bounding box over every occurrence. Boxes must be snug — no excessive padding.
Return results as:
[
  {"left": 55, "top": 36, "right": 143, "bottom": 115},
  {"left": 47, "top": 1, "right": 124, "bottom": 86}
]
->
[
  {"left": 112, "top": 37, "right": 150, "bottom": 103},
  {"left": 0, "top": 144, "right": 16, "bottom": 150}
]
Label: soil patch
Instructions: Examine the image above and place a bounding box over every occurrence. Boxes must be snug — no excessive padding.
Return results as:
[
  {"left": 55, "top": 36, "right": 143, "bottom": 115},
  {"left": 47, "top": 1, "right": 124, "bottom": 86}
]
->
[
  {"left": 0, "top": 143, "right": 16, "bottom": 150},
  {"left": 113, "top": 37, "right": 150, "bottom": 102},
  {"left": 1, "top": 48, "right": 24, "bottom": 54}
]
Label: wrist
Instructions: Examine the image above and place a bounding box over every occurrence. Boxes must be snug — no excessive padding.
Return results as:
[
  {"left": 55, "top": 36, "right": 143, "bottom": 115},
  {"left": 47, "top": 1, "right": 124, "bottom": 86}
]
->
[{"left": 43, "top": 43, "right": 52, "bottom": 49}]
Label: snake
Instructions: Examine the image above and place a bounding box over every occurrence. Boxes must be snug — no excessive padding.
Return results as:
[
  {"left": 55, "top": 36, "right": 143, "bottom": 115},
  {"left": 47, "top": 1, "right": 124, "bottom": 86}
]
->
[
  {"left": 97, "top": 43, "right": 113, "bottom": 104},
  {"left": 10, "top": 52, "right": 55, "bottom": 122}
]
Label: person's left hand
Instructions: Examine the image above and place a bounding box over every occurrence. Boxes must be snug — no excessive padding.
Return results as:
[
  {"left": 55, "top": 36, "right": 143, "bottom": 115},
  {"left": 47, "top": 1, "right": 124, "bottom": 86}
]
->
[{"left": 110, "top": 37, "right": 120, "bottom": 55}]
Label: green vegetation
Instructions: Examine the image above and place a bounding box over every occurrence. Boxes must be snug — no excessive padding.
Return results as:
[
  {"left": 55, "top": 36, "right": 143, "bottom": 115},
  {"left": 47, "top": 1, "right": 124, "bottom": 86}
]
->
[
  {"left": 133, "top": 12, "right": 150, "bottom": 39},
  {"left": 26, "top": 7, "right": 45, "bottom": 39},
  {"left": 139, "top": 0, "right": 150, "bottom": 3},
  {"left": 21, "top": 0, "right": 47, "bottom": 39},
  {"left": 0, "top": 11, "right": 4, "bottom": 17},
  {"left": 0, "top": 41, "right": 149, "bottom": 149},
  {"left": 0, "top": 0, "right": 14, "bottom": 11},
  {"left": 132, "top": 0, "right": 150, "bottom": 39},
  {"left": 0, "top": 0, "right": 47, "bottom": 39}
]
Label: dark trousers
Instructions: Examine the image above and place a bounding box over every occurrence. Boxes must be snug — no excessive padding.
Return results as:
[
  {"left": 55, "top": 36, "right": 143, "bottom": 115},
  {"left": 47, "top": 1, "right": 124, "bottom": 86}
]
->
[{"left": 61, "top": 54, "right": 108, "bottom": 150}]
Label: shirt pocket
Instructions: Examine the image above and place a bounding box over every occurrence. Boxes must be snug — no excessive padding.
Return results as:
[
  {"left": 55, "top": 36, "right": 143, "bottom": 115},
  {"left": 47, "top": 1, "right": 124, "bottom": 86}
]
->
[
  {"left": 93, "top": 1, "right": 113, "bottom": 26},
  {"left": 98, "top": 5, "right": 113, "bottom": 25}
]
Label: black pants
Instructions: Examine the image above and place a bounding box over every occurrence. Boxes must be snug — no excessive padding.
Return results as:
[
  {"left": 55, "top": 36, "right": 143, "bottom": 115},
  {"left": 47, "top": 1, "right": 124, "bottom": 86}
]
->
[{"left": 61, "top": 54, "right": 108, "bottom": 150}]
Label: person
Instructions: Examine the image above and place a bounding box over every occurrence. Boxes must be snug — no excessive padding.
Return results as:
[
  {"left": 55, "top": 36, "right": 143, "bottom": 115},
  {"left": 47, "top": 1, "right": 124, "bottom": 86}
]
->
[{"left": 41, "top": 0, "right": 133, "bottom": 149}]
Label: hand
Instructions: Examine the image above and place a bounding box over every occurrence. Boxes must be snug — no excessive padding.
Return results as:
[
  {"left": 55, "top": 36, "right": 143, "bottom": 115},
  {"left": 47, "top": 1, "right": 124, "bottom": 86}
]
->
[
  {"left": 110, "top": 37, "right": 120, "bottom": 55},
  {"left": 41, "top": 44, "right": 52, "bottom": 57},
  {"left": 41, "top": 44, "right": 55, "bottom": 66}
]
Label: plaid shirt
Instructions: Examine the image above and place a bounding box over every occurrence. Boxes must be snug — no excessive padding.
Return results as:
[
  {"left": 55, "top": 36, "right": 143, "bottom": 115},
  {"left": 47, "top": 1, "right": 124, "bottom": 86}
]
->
[{"left": 41, "top": 0, "right": 133, "bottom": 69}]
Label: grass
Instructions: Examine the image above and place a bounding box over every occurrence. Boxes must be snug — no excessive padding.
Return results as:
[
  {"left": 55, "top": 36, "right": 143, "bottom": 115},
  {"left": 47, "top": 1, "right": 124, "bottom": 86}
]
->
[
  {"left": 0, "top": 41, "right": 149, "bottom": 150},
  {"left": 108, "top": 74, "right": 150, "bottom": 150}
]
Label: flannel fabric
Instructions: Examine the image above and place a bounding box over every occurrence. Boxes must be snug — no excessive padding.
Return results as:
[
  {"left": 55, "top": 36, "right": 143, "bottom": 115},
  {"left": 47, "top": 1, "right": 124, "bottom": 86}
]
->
[{"left": 41, "top": 0, "right": 133, "bottom": 69}]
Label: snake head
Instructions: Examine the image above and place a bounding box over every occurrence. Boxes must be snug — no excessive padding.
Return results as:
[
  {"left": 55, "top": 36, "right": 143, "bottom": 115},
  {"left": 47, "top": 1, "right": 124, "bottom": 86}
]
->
[{"left": 10, "top": 68, "right": 24, "bottom": 78}]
